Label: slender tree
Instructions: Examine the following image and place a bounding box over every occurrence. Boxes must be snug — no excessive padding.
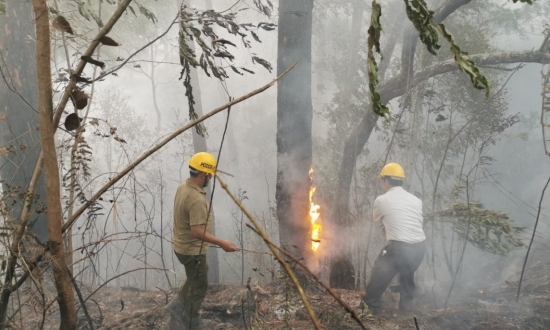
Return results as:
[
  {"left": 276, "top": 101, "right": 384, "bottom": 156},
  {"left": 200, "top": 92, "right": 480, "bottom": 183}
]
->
[{"left": 32, "top": 0, "right": 77, "bottom": 327}]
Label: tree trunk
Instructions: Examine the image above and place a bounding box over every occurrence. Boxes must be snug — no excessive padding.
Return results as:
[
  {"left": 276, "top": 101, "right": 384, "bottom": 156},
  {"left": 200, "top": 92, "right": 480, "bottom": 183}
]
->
[
  {"left": 0, "top": 0, "right": 48, "bottom": 241},
  {"left": 276, "top": 0, "right": 315, "bottom": 264},
  {"left": 32, "top": 0, "right": 76, "bottom": 328}
]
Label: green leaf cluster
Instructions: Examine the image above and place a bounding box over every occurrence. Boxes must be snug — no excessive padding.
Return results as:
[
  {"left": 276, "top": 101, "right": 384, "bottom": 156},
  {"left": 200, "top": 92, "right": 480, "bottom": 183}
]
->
[
  {"left": 427, "top": 202, "right": 525, "bottom": 256},
  {"left": 437, "top": 24, "right": 491, "bottom": 98},
  {"left": 366, "top": 0, "right": 389, "bottom": 118},
  {"left": 403, "top": 0, "right": 440, "bottom": 55},
  {"left": 178, "top": 7, "right": 274, "bottom": 78},
  {"left": 0, "top": 0, "right": 5, "bottom": 15},
  {"left": 177, "top": 5, "right": 275, "bottom": 135}
]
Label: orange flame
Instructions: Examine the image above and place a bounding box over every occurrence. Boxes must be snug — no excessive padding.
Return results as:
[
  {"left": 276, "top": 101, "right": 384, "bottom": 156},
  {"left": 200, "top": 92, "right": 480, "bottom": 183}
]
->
[{"left": 309, "top": 167, "right": 322, "bottom": 252}]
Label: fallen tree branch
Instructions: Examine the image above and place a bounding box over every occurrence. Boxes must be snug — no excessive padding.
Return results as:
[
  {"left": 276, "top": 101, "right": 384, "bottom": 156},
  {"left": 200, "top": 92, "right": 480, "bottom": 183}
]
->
[
  {"left": 62, "top": 61, "right": 298, "bottom": 232},
  {"left": 215, "top": 174, "right": 323, "bottom": 330}
]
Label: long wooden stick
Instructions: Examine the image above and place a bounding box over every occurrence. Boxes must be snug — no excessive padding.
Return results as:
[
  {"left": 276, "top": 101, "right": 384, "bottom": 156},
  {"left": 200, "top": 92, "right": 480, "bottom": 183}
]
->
[
  {"left": 215, "top": 173, "right": 323, "bottom": 330},
  {"left": 62, "top": 61, "right": 297, "bottom": 232}
]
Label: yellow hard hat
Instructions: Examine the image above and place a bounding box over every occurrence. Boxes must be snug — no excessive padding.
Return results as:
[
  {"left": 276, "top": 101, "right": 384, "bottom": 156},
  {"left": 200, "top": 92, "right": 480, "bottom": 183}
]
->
[
  {"left": 378, "top": 163, "right": 405, "bottom": 179},
  {"left": 188, "top": 152, "right": 217, "bottom": 175}
]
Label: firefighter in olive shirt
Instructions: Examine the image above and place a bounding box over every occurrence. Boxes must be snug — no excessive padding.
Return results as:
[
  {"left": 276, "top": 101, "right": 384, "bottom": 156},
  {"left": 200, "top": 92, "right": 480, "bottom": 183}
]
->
[{"left": 166, "top": 152, "right": 238, "bottom": 329}]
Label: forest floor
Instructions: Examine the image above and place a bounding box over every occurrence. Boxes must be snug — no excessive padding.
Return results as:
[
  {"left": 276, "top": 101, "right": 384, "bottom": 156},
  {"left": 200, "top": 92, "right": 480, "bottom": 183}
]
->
[
  {"left": 10, "top": 264, "right": 550, "bottom": 329},
  {"left": 84, "top": 268, "right": 550, "bottom": 330}
]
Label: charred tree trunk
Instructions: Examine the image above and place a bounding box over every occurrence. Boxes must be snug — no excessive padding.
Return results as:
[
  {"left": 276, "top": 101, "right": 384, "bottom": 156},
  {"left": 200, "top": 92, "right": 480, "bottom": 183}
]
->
[
  {"left": 276, "top": 0, "right": 314, "bottom": 263},
  {"left": 0, "top": 0, "right": 48, "bottom": 240},
  {"left": 32, "top": 0, "right": 77, "bottom": 328}
]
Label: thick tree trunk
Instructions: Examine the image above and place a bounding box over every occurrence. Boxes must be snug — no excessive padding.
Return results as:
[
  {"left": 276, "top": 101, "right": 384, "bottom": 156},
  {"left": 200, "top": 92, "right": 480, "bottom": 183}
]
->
[
  {"left": 32, "top": 0, "right": 76, "bottom": 328},
  {"left": 276, "top": 0, "right": 314, "bottom": 263}
]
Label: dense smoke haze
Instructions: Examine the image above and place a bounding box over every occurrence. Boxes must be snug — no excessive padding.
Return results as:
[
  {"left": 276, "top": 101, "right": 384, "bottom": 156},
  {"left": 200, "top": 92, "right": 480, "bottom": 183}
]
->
[{"left": 0, "top": 0, "right": 549, "bottom": 328}]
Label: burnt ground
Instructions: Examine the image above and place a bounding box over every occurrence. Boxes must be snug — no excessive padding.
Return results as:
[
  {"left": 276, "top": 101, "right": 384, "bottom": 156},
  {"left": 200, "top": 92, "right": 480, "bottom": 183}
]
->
[
  {"left": 9, "top": 265, "right": 550, "bottom": 329},
  {"left": 81, "top": 277, "right": 550, "bottom": 330}
]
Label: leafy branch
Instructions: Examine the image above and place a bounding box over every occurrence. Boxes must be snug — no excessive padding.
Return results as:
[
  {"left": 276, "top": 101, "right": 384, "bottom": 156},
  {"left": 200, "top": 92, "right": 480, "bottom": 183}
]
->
[
  {"left": 178, "top": 6, "right": 275, "bottom": 77},
  {"left": 177, "top": 4, "right": 275, "bottom": 134},
  {"left": 403, "top": 0, "right": 440, "bottom": 55},
  {"left": 366, "top": 0, "right": 389, "bottom": 117},
  {"left": 427, "top": 201, "right": 525, "bottom": 255},
  {"left": 437, "top": 24, "right": 491, "bottom": 97},
  {"left": 405, "top": 0, "right": 491, "bottom": 97}
]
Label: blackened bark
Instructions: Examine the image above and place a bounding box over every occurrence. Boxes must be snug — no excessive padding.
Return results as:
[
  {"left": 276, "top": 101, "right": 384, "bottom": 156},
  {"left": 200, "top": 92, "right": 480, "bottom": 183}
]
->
[{"left": 276, "top": 0, "right": 314, "bottom": 261}]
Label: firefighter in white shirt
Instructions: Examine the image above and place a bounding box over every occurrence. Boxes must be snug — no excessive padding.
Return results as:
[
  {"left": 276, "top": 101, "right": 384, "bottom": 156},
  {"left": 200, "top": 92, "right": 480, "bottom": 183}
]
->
[{"left": 361, "top": 163, "right": 426, "bottom": 316}]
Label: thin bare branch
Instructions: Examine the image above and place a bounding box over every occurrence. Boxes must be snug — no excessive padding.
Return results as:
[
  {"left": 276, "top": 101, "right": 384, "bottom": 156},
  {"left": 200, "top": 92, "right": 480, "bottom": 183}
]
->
[{"left": 62, "top": 61, "right": 298, "bottom": 232}]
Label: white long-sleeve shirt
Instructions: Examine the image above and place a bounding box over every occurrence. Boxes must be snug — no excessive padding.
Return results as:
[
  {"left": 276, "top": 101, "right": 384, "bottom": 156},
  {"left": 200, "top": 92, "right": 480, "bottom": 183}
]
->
[{"left": 373, "top": 186, "right": 426, "bottom": 243}]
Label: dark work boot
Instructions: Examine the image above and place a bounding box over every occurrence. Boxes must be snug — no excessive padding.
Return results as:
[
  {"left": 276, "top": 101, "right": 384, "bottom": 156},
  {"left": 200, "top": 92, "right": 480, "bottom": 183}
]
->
[
  {"left": 165, "top": 296, "right": 184, "bottom": 325},
  {"left": 198, "top": 318, "right": 215, "bottom": 328}
]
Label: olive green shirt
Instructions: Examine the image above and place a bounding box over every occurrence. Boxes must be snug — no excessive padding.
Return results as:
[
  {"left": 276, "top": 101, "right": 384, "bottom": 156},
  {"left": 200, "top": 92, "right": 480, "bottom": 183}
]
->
[{"left": 173, "top": 180, "right": 212, "bottom": 255}]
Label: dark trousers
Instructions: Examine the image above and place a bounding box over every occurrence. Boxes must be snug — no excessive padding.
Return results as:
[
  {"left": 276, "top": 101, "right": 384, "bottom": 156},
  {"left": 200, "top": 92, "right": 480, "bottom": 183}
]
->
[
  {"left": 174, "top": 253, "right": 208, "bottom": 329},
  {"left": 362, "top": 240, "right": 425, "bottom": 313}
]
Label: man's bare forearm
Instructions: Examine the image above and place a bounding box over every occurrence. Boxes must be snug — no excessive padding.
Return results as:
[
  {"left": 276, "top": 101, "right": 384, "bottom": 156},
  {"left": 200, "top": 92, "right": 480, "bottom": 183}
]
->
[{"left": 190, "top": 226, "right": 225, "bottom": 246}]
